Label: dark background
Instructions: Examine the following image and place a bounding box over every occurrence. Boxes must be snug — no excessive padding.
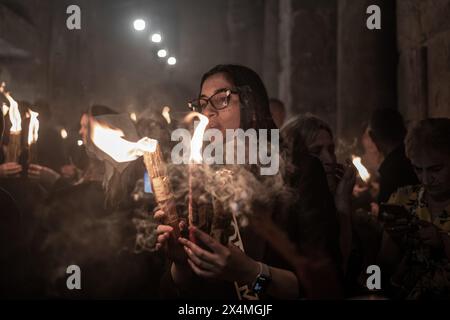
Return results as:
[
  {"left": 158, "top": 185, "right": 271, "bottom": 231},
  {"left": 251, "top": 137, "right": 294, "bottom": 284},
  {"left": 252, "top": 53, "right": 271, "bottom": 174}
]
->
[{"left": 1, "top": 0, "right": 449, "bottom": 142}]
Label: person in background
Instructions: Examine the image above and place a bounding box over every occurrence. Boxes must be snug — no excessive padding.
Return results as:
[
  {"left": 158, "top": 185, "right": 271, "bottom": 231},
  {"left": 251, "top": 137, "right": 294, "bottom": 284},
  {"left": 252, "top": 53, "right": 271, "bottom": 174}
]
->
[
  {"left": 0, "top": 108, "right": 26, "bottom": 298},
  {"left": 269, "top": 98, "right": 286, "bottom": 128},
  {"left": 31, "top": 100, "right": 66, "bottom": 173},
  {"left": 281, "top": 114, "right": 355, "bottom": 276},
  {"left": 369, "top": 108, "right": 419, "bottom": 204},
  {"left": 156, "top": 64, "right": 342, "bottom": 299},
  {"left": 378, "top": 118, "right": 450, "bottom": 299}
]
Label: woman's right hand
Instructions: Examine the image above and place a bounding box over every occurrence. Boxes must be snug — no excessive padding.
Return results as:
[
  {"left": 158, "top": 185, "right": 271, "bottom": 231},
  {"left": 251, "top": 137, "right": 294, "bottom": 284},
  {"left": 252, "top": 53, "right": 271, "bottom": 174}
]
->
[
  {"left": 154, "top": 207, "right": 188, "bottom": 265},
  {"left": 0, "top": 162, "right": 22, "bottom": 178}
]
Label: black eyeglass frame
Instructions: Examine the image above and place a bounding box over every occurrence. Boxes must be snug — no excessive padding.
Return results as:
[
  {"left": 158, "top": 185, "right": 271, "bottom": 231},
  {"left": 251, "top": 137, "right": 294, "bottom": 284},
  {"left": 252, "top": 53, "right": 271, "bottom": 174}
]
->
[{"left": 187, "top": 86, "right": 251, "bottom": 113}]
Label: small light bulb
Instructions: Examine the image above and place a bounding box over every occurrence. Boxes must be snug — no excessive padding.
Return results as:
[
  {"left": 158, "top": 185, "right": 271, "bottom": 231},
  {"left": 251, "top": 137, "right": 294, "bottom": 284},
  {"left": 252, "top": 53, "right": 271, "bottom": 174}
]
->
[
  {"left": 133, "top": 19, "right": 146, "bottom": 31},
  {"left": 167, "top": 57, "right": 177, "bottom": 65},
  {"left": 157, "top": 49, "right": 167, "bottom": 58},
  {"left": 60, "top": 129, "right": 68, "bottom": 139},
  {"left": 151, "top": 33, "right": 162, "bottom": 43}
]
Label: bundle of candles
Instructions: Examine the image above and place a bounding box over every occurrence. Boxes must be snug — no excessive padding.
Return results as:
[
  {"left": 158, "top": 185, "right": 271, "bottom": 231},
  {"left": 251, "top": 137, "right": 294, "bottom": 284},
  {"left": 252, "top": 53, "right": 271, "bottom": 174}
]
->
[
  {"left": 90, "top": 112, "right": 257, "bottom": 300},
  {"left": 89, "top": 118, "right": 181, "bottom": 235},
  {"left": 143, "top": 143, "right": 181, "bottom": 236},
  {"left": 0, "top": 82, "right": 39, "bottom": 167}
]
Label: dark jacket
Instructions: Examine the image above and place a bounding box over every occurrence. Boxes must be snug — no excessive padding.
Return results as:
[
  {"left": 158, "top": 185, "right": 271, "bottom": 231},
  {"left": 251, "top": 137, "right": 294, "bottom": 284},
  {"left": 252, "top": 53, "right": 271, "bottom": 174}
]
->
[{"left": 377, "top": 144, "right": 419, "bottom": 204}]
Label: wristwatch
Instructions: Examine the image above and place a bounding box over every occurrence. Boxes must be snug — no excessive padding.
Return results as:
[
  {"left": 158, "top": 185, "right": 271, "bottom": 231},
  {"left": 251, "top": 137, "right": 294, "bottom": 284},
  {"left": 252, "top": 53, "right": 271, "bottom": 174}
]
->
[{"left": 251, "top": 262, "right": 272, "bottom": 294}]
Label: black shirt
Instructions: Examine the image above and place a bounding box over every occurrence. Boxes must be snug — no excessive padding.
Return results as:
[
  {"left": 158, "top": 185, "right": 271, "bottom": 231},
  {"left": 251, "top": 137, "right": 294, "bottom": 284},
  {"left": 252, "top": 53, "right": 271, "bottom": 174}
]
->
[{"left": 377, "top": 144, "right": 419, "bottom": 204}]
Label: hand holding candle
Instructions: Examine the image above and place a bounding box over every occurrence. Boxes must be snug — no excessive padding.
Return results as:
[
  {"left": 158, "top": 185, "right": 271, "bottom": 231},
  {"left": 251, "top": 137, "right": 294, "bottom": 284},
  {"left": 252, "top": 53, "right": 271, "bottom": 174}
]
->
[{"left": 89, "top": 118, "right": 181, "bottom": 234}]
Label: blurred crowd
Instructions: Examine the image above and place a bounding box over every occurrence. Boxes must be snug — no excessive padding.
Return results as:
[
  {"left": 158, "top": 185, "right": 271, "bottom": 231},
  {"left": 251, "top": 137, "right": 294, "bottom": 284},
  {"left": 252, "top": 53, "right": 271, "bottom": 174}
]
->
[{"left": 1, "top": 64, "right": 449, "bottom": 300}]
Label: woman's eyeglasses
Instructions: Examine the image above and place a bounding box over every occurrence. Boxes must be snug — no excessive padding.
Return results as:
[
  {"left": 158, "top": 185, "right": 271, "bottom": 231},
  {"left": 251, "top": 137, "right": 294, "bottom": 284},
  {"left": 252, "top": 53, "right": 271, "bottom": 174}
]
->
[{"left": 188, "top": 88, "right": 241, "bottom": 113}]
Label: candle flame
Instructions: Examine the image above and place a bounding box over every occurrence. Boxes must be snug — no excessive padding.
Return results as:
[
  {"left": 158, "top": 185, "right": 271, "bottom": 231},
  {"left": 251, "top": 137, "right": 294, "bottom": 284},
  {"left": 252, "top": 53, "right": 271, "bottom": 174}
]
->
[
  {"left": 90, "top": 119, "right": 157, "bottom": 163},
  {"left": 162, "top": 106, "right": 171, "bottom": 124},
  {"left": 185, "top": 112, "right": 209, "bottom": 163},
  {"left": 1, "top": 103, "right": 8, "bottom": 116},
  {"left": 28, "top": 110, "right": 39, "bottom": 145},
  {"left": 4, "top": 91, "right": 21, "bottom": 133},
  {"left": 77, "top": 140, "right": 83, "bottom": 146},
  {"left": 130, "top": 112, "right": 137, "bottom": 122},
  {"left": 60, "top": 129, "right": 68, "bottom": 139},
  {"left": 352, "top": 155, "right": 370, "bottom": 183}
]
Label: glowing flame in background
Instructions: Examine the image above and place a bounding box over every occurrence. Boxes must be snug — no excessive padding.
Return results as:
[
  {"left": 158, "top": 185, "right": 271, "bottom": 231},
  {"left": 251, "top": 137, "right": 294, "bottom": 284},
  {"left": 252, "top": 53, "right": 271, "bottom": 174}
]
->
[
  {"left": 60, "top": 128, "right": 68, "bottom": 139},
  {"left": 77, "top": 140, "right": 83, "bottom": 146},
  {"left": 352, "top": 155, "right": 370, "bottom": 183},
  {"left": 0, "top": 87, "right": 22, "bottom": 133},
  {"left": 28, "top": 110, "right": 39, "bottom": 145},
  {"left": 185, "top": 112, "right": 209, "bottom": 163},
  {"left": 1, "top": 103, "right": 8, "bottom": 116},
  {"left": 162, "top": 106, "right": 171, "bottom": 124},
  {"left": 130, "top": 112, "right": 137, "bottom": 122},
  {"left": 90, "top": 119, "right": 157, "bottom": 163}
]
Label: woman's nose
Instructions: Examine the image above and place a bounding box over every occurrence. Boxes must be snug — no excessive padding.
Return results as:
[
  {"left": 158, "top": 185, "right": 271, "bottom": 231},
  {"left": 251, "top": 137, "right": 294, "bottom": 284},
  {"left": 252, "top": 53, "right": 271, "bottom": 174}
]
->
[
  {"left": 422, "top": 171, "right": 432, "bottom": 185},
  {"left": 202, "top": 104, "right": 217, "bottom": 118}
]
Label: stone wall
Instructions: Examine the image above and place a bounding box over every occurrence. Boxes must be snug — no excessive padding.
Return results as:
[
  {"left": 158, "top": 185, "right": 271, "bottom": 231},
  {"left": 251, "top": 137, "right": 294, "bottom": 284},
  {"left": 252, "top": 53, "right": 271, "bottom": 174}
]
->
[{"left": 397, "top": 0, "right": 450, "bottom": 123}]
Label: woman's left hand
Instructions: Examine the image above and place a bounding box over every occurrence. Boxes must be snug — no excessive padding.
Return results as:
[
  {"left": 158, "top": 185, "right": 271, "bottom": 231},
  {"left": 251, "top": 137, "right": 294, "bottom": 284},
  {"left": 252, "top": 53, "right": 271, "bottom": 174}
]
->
[{"left": 178, "top": 226, "right": 259, "bottom": 283}]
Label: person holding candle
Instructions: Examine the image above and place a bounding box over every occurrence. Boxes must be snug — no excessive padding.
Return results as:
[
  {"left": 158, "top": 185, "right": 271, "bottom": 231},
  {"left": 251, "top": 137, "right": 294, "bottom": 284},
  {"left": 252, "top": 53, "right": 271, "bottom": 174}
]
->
[
  {"left": 280, "top": 115, "right": 356, "bottom": 280},
  {"left": 155, "top": 64, "right": 342, "bottom": 299}
]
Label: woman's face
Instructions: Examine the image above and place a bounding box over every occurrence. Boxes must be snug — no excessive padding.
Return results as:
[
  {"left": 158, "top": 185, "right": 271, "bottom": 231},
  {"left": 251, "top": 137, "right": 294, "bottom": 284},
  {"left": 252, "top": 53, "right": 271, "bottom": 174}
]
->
[
  {"left": 308, "top": 129, "right": 337, "bottom": 192},
  {"left": 200, "top": 73, "right": 241, "bottom": 134},
  {"left": 410, "top": 151, "right": 450, "bottom": 201},
  {"left": 79, "top": 113, "right": 89, "bottom": 144}
]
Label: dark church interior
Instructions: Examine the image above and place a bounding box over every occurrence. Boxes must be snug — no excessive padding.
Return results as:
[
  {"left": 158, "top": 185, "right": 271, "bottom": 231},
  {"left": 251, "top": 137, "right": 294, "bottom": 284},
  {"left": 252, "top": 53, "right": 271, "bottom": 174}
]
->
[{"left": 1, "top": 0, "right": 450, "bottom": 301}]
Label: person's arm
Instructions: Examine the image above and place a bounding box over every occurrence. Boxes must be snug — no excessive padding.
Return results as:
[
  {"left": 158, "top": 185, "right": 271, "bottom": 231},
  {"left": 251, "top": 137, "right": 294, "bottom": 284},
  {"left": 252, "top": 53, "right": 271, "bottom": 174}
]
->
[{"left": 264, "top": 266, "right": 299, "bottom": 299}]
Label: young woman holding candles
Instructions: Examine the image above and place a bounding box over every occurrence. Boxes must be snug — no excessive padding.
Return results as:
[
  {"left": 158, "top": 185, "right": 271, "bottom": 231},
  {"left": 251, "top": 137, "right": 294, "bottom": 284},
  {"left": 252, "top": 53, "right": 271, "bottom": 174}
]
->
[{"left": 155, "top": 64, "right": 342, "bottom": 299}]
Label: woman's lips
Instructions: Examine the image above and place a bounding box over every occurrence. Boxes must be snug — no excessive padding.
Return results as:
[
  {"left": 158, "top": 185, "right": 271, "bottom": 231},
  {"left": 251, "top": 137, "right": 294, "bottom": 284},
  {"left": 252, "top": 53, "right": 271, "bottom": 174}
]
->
[{"left": 207, "top": 123, "right": 219, "bottom": 130}]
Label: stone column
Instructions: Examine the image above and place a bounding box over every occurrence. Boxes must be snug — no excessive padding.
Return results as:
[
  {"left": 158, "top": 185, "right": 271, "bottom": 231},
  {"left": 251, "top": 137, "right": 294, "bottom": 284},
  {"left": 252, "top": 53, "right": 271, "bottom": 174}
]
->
[
  {"left": 397, "top": 0, "right": 450, "bottom": 121},
  {"left": 337, "top": 0, "right": 397, "bottom": 142},
  {"left": 278, "top": 0, "right": 337, "bottom": 127}
]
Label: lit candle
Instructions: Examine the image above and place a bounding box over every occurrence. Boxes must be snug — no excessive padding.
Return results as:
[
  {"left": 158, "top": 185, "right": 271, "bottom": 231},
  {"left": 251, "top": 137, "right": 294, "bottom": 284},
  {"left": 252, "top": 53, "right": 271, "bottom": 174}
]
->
[
  {"left": 186, "top": 113, "right": 209, "bottom": 229},
  {"left": 27, "top": 109, "right": 39, "bottom": 164},
  {"left": 0, "top": 84, "right": 22, "bottom": 163},
  {"left": 89, "top": 119, "right": 181, "bottom": 235}
]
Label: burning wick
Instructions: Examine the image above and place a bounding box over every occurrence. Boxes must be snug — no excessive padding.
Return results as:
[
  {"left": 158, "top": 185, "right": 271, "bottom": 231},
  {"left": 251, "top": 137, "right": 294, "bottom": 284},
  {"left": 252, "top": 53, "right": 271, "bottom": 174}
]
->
[
  {"left": 1, "top": 103, "right": 8, "bottom": 116},
  {"left": 1, "top": 84, "right": 22, "bottom": 162},
  {"left": 130, "top": 112, "right": 137, "bottom": 122},
  {"left": 162, "top": 106, "right": 171, "bottom": 124},
  {"left": 28, "top": 109, "right": 39, "bottom": 164},
  {"left": 352, "top": 155, "right": 370, "bottom": 183},
  {"left": 186, "top": 112, "right": 209, "bottom": 164},
  {"left": 28, "top": 110, "right": 39, "bottom": 145},
  {"left": 5, "top": 91, "right": 21, "bottom": 133},
  {"left": 89, "top": 118, "right": 181, "bottom": 236},
  {"left": 90, "top": 120, "right": 156, "bottom": 162},
  {"left": 60, "top": 128, "right": 68, "bottom": 139}
]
